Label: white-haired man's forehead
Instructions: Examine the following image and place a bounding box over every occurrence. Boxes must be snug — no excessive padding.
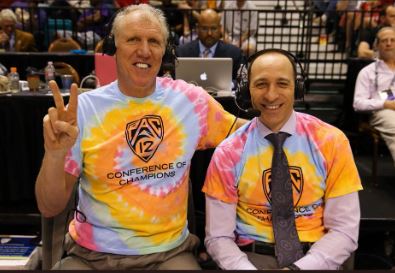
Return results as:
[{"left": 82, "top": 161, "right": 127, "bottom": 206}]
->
[{"left": 114, "top": 10, "right": 168, "bottom": 42}]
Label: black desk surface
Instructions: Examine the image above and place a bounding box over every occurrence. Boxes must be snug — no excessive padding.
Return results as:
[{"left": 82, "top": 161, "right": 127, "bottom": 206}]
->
[
  {"left": 0, "top": 52, "right": 94, "bottom": 80},
  {"left": 0, "top": 91, "right": 68, "bottom": 209}
]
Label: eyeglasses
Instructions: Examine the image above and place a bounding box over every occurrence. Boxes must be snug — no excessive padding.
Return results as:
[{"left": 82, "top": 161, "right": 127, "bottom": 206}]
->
[{"left": 199, "top": 26, "right": 219, "bottom": 33}]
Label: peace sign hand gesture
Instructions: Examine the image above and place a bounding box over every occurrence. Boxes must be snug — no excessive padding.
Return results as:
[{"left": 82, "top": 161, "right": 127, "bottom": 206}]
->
[{"left": 43, "top": 80, "right": 79, "bottom": 154}]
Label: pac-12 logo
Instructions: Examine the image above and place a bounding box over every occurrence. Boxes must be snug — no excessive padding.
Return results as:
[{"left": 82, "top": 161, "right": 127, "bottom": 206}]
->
[
  {"left": 262, "top": 166, "right": 303, "bottom": 206},
  {"left": 125, "top": 115, "right": 164, "bottom": 162}
]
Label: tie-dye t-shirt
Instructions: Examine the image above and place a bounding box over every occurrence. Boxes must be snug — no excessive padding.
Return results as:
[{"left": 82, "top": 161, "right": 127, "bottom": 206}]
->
[
  {"left": 203, "top": 112, "right": 362, "bottom": 244},
  {"left": 64, "top": 78, "right": 235, "bottom": 255}
]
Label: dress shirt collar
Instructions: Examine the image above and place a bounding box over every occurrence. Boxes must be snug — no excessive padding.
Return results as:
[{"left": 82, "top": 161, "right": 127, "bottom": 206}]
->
[
  {"left": 376, "top": 58, "right": 395, "bottom": 72},
  {"left": 198, "top": 40, "right": 218, "bottom": 58},
  {"left": 255, "top": 110, "right": 296, "bottom": 138}
]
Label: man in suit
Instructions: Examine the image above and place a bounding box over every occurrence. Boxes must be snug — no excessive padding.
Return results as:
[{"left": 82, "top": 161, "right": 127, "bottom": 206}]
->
[
  {"left": 176, "top": 8, "right": 244, "bottom": 86},
  {"left": 0, "top": 9, "right": 37, "bottom": 52}
]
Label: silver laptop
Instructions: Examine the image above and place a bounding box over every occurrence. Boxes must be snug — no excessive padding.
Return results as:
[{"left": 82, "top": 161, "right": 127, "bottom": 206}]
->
[{"left": 175, "top": 57, "right": 233, "bottom": 92}]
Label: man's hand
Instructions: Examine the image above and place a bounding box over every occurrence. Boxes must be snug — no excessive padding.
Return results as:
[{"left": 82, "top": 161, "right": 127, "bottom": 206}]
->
[
  {"left": 43, "top": 80, "right": 79, "bottom": 153},
  {"left": 0, "top": 31, "right": 9, "bottom": 44},
  {"left": 384, "top": 100, "right": 395, "bottom": 111}
]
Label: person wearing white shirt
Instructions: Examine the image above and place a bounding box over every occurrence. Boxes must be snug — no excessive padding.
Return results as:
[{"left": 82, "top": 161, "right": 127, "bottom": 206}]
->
[
  {"left": 354, "top": 26, "right": 395, "bottom": 167},
  {"left": 222, "top": 0, "right": 257, "bottom": 56}
]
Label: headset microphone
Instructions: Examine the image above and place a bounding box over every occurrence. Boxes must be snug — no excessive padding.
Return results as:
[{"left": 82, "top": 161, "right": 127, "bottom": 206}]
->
[
  {"left": 245, "top": 108, "right": 261, "bottom": 117},
  {"left": 233, "top": 95, "right": 261, "bottom": 117}
]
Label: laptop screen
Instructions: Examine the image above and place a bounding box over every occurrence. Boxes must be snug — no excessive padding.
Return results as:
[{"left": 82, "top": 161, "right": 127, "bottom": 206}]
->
[{"left": 175, "top": 57, "right": 233, "bottom": 93}]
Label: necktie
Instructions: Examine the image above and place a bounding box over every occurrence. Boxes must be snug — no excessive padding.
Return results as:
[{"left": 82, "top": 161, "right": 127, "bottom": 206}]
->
[
  {"left": 265, "top": 132, "right": 304, "bottom": 268},
  {"left": 202, "top": 48, "right": 211, "bottom": 58}
]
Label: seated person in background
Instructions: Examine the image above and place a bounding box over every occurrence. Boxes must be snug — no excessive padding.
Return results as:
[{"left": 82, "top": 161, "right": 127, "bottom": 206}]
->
[
  {"left": 67, "top": 0, "right": 91, "bottom": 9},
  {"left": 114, "top": 0, "right": 149, "bottom": 7},
  {"left": 176, "top": 8, "right": 244, "bottom": 85},
  {"left": 336, "top": 0, "right": 362, "bottom": 51},
  {"left": 0, "top": 8, "right": 37, "bottom": 52},
  {"left": 354, "top": 26, "right": 395, "bottom": 167},
  {"left": 222, "top": 0, "right": 257, "bottom": 56},
  {"left": 357, "top": 4, "right": 395, "bottom": 58},
  {"left": 199, "top": 0, "right": 224, "bottom": 9},
  {"left": 312, "top": 0, "right": 338, "bottom": 26},
  {"left": 203, "top": 49, "right": 362, "bottom": 270},
  {"left": 157, "top": 0, "right": 184, "bottom": 45},
  {"left": 178, "top": 0, "right": 200, "bottom": 45},
  {"left": 11, "top": 1, "right": 48, "bottom": 51},
  {"left": 35, "top": 4, "right": 245, "bottom": 270},
  {"left": 76, "top": 0, "right": 114, "bottom": 39}
]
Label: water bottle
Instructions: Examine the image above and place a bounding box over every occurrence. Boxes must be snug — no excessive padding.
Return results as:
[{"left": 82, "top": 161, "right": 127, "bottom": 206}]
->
[
  {"left": 44, "top": 61, "right": 55, "bottom": 88},
  {"left": 8, "top": 67, "right": 19, "bottom": 93}
]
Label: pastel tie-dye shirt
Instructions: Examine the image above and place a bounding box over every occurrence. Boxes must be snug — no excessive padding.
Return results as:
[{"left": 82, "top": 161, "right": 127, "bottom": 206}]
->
[
  {"left": 203, "top": 112, "right": 362, "bottom": 244},
  {"left": 64, "top": 78, "right": 235, "bottom": 255}
]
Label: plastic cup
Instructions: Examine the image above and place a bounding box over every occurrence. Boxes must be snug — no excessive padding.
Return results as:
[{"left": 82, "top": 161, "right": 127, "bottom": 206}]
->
[
  {"left": 27, "top": 74, "right": 40, "bottom": 92},
  {"left": 61, "top": 74, "right": 73, "bottom": 90}
]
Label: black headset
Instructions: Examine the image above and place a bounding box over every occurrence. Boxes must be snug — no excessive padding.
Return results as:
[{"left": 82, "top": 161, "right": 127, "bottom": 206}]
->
[
  {"left": 102, "top": 7, "right": 177, "bottom": 77},
  {"left": 102, "top": 7, "right": 122, "bottom": 56},
  {"left": 235, "top": 48, "right": 307, "bottom": 111}
]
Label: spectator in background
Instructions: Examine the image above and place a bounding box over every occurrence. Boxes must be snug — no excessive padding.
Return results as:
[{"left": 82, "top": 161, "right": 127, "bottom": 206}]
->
[
  {"left": 75, "top": 0, "right": 114, "bottom": 49},
  {"left": 68, "top": 0, "right": 91, "bottom": 9},
  {"left": 357, "top": 4, "right": 395, "bottom": 58},
  {"left": 47, "top": 0, "right": 80, "bottom": 21},
  {"left": 312, "top": 0, "right": 338, "bottom": 27},
  {"left": 114, "top": 0, "right": 149, "bottom": 8},
  {"left": 336, "top": 0, "right": 361, "bottom": 53},
  {"left": 0, "top": 0, "right": 16, "bottom": 8},
  {"left": 312, "top": 0, "right": 339, "bottom": 41},
  {"left": 199, "top": 0, "right": 224, "bottom": 9},
  {"left": 158, "top": 0, "right": 184, "bottom": 46},
  {"left": 77, "top": 0, "right": 114, "bottom": 39},
  {"left": 178, "top": 0, "right": 200, "bottom": 45},
  {"left": 11, "top": 1, "right": 48, "bottom": 51},
  {"left": 354, "top": 26, "right": 395, "bottom": 167},
  {"left": 176, "top": 8, "right": 244, "bottom": 85},
  {"left": 222, "top": 0, "right": 257, "bottom": 56},
  {"left": 0, "top": 8, "right": 37, "bottom": 51}
]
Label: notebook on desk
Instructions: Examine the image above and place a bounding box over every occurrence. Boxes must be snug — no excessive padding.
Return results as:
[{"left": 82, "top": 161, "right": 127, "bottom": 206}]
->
[{"left": 175, "top": 57, "right": 233, "bottom": 93}]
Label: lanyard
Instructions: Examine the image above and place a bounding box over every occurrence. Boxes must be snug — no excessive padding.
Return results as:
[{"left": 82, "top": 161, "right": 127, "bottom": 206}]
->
[{"left": 374, "top": 60, "right": 395, "bottom": 93}]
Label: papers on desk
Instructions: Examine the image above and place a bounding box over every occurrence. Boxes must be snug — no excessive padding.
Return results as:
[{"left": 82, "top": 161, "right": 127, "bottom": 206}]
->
[
  {"left": 0, "top": 235, "right": 40, "bottom": 270},
  {"left": 216, "top": 90, "right": 234, "bottom": 97}
]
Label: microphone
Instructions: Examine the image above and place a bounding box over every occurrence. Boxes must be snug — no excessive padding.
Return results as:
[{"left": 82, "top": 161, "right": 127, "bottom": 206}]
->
[
  {"left": 233, "top": 95, "right": 261, "bottom": 117},
  {"left": 244, "top": 108, "right": 261, "bottom": 117},
  {"left": 161, "top": 62, "right": 174, "bottom": 78}
]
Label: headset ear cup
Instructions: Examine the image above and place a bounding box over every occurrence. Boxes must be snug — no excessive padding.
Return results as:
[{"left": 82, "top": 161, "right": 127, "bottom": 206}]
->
[
  {"left": 236, "top": 80, "right": 252, "bottom": 109},
  {"left": 103, "top": 34, "right": 116, "bottom": 56},
  {"left": 295, "top": 77, "right": 305, "bottom": 100}
]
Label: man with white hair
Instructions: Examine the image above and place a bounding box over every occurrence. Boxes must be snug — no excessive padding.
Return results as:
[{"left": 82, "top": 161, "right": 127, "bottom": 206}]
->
[
  {"left": 35, "top": 3, "right": 245, "bottom": 270},
  {"left": 0, "top": 8, "right": 36, "bottom": 52}
]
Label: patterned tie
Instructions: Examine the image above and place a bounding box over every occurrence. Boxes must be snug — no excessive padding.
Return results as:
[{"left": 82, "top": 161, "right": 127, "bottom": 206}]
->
[
  {"left": 265, "top": 132, "right": 304, "bottom": 268},
  {"left": 202, "top": 48, "right": 211, "bottom": 58}
]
